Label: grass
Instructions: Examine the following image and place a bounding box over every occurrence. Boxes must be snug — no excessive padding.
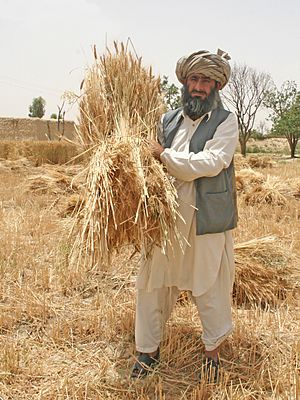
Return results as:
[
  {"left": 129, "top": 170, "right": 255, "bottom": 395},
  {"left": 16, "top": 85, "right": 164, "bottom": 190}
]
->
[{"left": 0, "top": 155, "right": 299, "bottom": 399}]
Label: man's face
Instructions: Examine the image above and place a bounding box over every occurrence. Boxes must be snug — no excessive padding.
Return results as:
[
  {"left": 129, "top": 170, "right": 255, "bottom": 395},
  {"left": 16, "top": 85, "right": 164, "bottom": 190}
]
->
[
  {"left": 181, "top": 74, "right": 220, "bottom": 121},
  {"left": 186, "top": 73, "right": 218, "bottom": 99}
]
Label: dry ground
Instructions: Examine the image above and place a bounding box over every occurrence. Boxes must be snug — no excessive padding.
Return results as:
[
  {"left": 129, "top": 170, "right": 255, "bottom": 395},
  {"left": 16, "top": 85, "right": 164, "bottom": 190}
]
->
[{"left": 0, "top": 150, "right": 299, "bottom": 399}]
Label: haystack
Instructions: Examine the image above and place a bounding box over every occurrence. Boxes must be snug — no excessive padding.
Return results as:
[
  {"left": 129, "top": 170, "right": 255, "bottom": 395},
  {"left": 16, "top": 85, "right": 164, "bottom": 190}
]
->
[
  {"left": 244, "top": 175, "right": 288, "bottom": 206},
  {"left": 234, "top": 154, "right": 250, "bottom": 171},
  {"left": 234, "top": 236, "right": 298, "bottom": 306},
  {"left": 291, "top": 180, "right": 300, "bottom": 199},
  {"left": 235, "top": 168, "right": 265, "bottom": 193},
  {"left": 69, "top": 43, "right": 179, "bottom": 269},
  {"left": 27, "top": 165, "right": 84, "bottom": 196},
  {"left": 247, "top": 155, "right": 274, "bottom": 169}
]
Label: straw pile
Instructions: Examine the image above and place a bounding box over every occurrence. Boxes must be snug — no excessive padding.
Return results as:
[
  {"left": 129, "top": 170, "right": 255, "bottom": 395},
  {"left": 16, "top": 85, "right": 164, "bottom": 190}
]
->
[
  {"left": 292, "top": 181, "right": 300, "bottom": 199},
  {"left": 0, "top": 157, "right": 34, "bottom": 172},
  {"left": 247, "top": 155, "right": 274, "bottom": 169},
  {"left": 244, "top": 175, "right": 288, "bottom": 206},
  {"left": 234, "top": 154, "right": 273, "bottom": 172},
  {"left": 233, "top": 236, "right": 297, "bottom": 306},
  {"left": 70, "top": 43, "right": 179, "bottom": 269},
  {"left": 27, "top": 165, "right": 84, "bottom": 196},
  {"left": 235, "top": 168, "right": 265, "bottom": 193},
  {"left": 234, "top": 154, "right": 250, "bottom": 171}
]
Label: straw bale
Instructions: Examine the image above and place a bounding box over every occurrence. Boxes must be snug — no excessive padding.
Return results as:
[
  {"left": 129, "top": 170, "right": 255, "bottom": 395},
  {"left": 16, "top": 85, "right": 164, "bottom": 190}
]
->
[
  {"left": 247, "top": 155, "right": 274, "bottom": 169},
  {"left": 235, "top": 168, "right": 265, "bottom": 193},
  {"left": 27, "top": 165, "right": 85, "bottom": 196},
  {"left": 0, "top": 157, "right": 34, "bottom": 172},
  {"left": 244, "top": 175, "right": 288, "bottom": 206},
  {"left": 291, "top": 181, "right": 300, "bottom": 199},
  {"left": 233, "top": 236, "right": 298, "bottom": 306},
  {"left": 234, "top": 154, "right": 250, "bottom": 171}
]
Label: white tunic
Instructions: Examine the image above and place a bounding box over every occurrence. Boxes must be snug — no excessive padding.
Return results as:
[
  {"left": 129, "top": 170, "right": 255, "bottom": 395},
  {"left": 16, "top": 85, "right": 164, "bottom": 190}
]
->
[{"left": 136, "top": 111, "right": 239, "bottom": 297}]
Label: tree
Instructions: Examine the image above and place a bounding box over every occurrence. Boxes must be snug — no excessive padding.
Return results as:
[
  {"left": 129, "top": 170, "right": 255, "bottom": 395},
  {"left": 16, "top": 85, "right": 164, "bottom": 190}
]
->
[
  {"left": 50, "top": 113, "right": 57, "bottom": 119},
  {"left": 264, "top": 80, "right": 297, "bottom": 121},
  {"left": 222, "top": 63, "right": 272, "bottom": 156},
  {"left": 161, "top": 75, "right": 181, "bottom": 110},
  {"left": 271, "top": 94, "right": 300, "bottom": 158},
  {"left": 28, "top": 96, "right": 46, "bottom": 118},
  {"left": 56, "top": 101, "right": 66, "bottom": 136},
  {"left": 263, "top": 81, "right": 299, "bottom": 157}
]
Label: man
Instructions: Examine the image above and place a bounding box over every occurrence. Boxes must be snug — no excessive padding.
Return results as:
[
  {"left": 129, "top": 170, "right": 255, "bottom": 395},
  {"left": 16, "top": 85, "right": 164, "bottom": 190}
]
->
[{"left": 131, "top": 49, "right": 239, "bottom": 382}]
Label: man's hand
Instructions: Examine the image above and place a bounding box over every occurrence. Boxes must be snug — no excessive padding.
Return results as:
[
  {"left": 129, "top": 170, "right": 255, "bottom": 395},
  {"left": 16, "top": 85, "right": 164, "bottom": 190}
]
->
[{"left": 149, "top": 139, "right": 164, "bottom": 161}]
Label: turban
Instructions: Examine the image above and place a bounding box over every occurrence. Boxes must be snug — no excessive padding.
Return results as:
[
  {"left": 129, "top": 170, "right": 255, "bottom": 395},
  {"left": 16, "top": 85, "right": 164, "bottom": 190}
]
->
[{"left": 175, "top": 49, "right": 231, "bottom": 90}]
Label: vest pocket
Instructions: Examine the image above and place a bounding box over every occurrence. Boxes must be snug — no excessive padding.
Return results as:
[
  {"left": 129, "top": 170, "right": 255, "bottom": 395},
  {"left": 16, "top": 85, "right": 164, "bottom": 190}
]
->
[
  {"left": 201, "top": 191, "right": 234, "bottom": 232},
  {"left": 205, "top": 190, "right": 228, "bottom": 195}
]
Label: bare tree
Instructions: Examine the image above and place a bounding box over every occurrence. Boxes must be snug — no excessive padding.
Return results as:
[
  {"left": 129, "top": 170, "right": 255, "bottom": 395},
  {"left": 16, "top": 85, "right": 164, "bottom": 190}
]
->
[
  {"left": 222, "top": 63, "right": 272, "bottom": 156},
  {"left": 57, "top": 101, "right": 66, "bottom": 140}
]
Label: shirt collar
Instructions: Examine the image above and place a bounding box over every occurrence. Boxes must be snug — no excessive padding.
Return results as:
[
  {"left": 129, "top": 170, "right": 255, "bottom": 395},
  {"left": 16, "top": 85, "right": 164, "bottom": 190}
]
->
[{"left": 181, "top": 109, "right": 212, "bottom": 123}]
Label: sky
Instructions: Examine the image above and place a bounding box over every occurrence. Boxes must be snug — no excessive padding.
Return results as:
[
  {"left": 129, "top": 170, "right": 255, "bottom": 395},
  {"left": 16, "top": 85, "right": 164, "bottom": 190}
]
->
[{"left": 1, "top": 0, "right": 299, "bottom": 124}]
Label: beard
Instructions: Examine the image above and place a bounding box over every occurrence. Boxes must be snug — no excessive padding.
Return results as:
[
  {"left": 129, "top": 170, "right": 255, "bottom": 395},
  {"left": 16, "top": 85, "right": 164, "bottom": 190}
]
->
[{"left": 181, "top": 85, "right": 219, "bottom": 120}]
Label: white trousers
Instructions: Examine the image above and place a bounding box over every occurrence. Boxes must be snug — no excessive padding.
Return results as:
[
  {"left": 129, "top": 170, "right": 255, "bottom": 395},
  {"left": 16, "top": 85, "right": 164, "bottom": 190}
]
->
[{"left": 135, "top": 259, "right": 234, "bottom": 352}]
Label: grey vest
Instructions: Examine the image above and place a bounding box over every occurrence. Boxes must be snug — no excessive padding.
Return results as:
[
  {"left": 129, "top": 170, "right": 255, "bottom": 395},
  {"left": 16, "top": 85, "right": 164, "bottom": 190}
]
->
[{"left": 162, "top": 107, "right": 238, "bottom": 235}]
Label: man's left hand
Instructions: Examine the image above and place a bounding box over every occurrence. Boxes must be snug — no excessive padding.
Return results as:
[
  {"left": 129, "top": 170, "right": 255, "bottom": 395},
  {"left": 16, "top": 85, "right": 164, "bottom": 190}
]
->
[{"left": 149, "top": 139, "right": 164, "bottom": 161}]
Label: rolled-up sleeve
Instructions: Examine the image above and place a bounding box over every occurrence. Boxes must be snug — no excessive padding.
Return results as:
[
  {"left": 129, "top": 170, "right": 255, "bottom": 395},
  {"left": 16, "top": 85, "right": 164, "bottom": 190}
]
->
[{"left": 160, "top": 113, "right": 239, "bottom": 182}]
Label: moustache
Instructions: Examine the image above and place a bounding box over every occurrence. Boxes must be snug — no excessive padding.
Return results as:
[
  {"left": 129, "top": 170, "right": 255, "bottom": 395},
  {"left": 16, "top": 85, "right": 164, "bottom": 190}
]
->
[{"left": 191, "top": 90, "right": 207, "bottom": 96}]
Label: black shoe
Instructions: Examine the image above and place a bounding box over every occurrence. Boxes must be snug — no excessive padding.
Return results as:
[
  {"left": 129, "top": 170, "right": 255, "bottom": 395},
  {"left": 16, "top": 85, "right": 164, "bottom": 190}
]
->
[
  {"left": 199, "top": 356, "right": 220, "bottom": 383},
  {"left": 130, "top": 348, "right": 160, "bottom": 379}
]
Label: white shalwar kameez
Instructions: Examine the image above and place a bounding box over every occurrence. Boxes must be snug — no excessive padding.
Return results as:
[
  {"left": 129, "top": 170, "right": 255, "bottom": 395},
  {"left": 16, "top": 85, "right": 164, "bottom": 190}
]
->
[{"left": 135, "top": 111, "right": 239, "bottom": 352}]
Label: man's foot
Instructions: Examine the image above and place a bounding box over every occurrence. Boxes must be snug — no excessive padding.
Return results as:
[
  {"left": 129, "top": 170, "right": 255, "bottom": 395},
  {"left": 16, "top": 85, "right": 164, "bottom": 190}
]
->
[
  {"left": 199, "top": 356, "right": 220, "bottom": 383},
  {"left": 130, "top": 348, "right": 160, "bottom": 379}
]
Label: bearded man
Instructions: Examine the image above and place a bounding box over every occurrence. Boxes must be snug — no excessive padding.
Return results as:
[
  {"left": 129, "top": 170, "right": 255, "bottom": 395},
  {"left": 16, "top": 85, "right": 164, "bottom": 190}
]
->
[{"left": 131, "top": 49, "right": 239, "bottom": 382}]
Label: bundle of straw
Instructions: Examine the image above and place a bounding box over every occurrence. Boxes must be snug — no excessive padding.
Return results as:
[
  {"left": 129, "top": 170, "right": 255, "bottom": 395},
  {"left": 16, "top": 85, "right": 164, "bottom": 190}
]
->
[
  {"left": 27, "top": 165, "right": 84, "bottom": 196},
  {"left": 234, "top": 236, "right": 297, "bottom": 306},
  {"left": 69, "top": 43, "right": 179, "bottom": 269},
  {"left": 244, "top": 175, "right": 288, "bottom": 206},
  {"left": 235, "top": 168, "right": 265, "bottom": 193},
  {"left": 234, "top": 154, "right": 250, "bottom": 171},
  {"left": 77, "top": 42, "right": 164, "bottom": 145},
  {"left": 292, "top": 181, "right": 300, "bottom": 199},
  {"left": 247, "top": 155, "right": 274, "bottom": 169}
]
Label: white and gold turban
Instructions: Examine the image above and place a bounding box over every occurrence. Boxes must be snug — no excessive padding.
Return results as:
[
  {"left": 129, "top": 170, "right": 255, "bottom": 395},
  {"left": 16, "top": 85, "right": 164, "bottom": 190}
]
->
[{"left": 175, "top": 49, "right": 231, "bottom": 89}]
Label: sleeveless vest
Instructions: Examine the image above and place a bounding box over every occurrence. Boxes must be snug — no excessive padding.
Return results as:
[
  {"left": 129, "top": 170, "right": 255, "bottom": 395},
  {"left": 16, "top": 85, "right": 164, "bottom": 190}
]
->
[{"left": 162, "top": 107, "right": 238, "bottom": 235}]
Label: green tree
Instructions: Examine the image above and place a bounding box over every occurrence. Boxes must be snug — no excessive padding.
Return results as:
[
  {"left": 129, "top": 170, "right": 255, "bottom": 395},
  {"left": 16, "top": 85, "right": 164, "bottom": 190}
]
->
[
  {"left": 50, "top": 113, "right": 57, "bottom": 119},
  {"left": 161, "top": 75, "right": 181, "bottom": 110},
  {"left": 264, "top": 81, "right": 299, "bottom": 157},
  {"left": 264, "top": 81, "right": 297, "bottom": 122},
  {"left": 271, "top": 94, "right": 300, "bottom": 158},
  {"left": 28, "top": 96, "right": 46, "bottom": 118}
]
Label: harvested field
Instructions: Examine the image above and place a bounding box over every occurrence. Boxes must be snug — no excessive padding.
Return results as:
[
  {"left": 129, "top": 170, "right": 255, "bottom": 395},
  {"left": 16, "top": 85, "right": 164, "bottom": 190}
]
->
[{"left": 0, "top": 155, "right": 299, "bottom": 399}]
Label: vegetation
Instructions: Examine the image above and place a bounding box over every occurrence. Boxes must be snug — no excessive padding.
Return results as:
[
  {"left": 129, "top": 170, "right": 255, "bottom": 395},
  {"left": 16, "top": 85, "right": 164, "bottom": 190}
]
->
[
  {"left": 28, "top": 96, "right": 46, "bottom": 118},
  {"left": 222, "top": 64, "right": 272, "bottom": 156},
  {"left": 0, "top": 153, "right": 298, "bottom": 399},
  {"left": 264, "top": 81, "right": 300, "bottom": 158},
  {"left": 272, "top": 95, "right": 300, "bottom": 158},
  {"left": 161, "top": 75, "right": 181, "bottom": 110},
  {"left": 1, "top": 44, "right": 299, "bottom": 399}
]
